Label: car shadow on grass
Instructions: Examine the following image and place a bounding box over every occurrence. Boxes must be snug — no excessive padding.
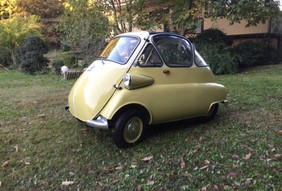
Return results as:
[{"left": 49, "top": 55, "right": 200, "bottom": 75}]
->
[{"left": 145, "top": 117, "right": 208, "bottom": 140}]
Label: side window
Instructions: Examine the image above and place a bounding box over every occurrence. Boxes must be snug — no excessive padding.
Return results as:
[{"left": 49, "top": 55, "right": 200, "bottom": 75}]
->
[
  {"left": 153, "top": 36, "right": 192, "bottom": 67},
  {"left": 195, "top": 50, "right": 208, "bottom": 67},
  {"left": 138, "top": 44, "right": 163, "bottom": 67}
]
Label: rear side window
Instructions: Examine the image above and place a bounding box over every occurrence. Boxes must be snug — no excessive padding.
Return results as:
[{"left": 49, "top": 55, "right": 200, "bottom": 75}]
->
[
  {"left": 195, "top": 50, "right": 208, "bottom": 67},
  {"left": 153, "top": 35, "right": 192, "bottom": 67}
]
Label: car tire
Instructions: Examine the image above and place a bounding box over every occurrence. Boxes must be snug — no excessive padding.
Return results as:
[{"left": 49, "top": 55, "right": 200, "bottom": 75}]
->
[
  {"left": 112, "top": 109, "right": 147, "bottom": 148},
  {"left": 203, "top": 103, "right": 219, "bottom": 121}
]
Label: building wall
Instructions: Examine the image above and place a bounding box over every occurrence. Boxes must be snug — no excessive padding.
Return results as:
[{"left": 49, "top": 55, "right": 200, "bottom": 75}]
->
[{"left": 204, "top": 18, "right": 269, "bottom": 35}]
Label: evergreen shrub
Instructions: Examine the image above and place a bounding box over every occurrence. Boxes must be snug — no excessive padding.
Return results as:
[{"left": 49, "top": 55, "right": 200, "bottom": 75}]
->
[
  {"left": 234, "top": 41, "right": 268, "bottom": 68},
  {"left": 194, "top": 29, "right": 238, "bottom": 74},
  {"left": 0, "top": 47, "right": 12, "bottom": 67},
  {"left": 52, "top": 59, "right": 64, "bottom": 75},
  {"left": 17, "top": 36, "right": 49, "bottom": 74}
]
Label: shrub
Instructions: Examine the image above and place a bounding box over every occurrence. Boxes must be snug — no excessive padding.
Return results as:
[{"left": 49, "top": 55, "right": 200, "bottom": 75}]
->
[
  {"left": 61, "top": 51, "right": 82, "bottom": 68},
  {"left": 0, "top": 47, "right": 12, "bottom": 67},
  {"left": 233, "top": 41, "right": 268, "bottom": 68},
  {"left": 17, "top": 36, "right": 49, "bottom": 74},
  {"left": 52, "top": 59, "right": 64, "bottom": 75},
  {"left": 198, "top": 44, "right": 239, "bottom": 75},
  {"left": 194, "top": 29, "right": 233, "bottom": 47},
  {"left": 194, "top": 29, "right": 238, "bottom": 75}
]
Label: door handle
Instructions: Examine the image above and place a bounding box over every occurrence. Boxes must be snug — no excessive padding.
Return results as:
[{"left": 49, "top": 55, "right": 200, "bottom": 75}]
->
[{"left": 163, "top": 69, "right": 170, "bottom": 74}]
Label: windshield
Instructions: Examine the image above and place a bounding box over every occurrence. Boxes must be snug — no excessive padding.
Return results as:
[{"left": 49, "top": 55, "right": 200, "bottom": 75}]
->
[{"left": 100, "top": 36, "right": 139, "bottom": 64}]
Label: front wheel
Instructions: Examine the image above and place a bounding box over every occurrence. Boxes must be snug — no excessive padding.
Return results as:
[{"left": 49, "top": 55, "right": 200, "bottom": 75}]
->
[{"left": 112, "top": 109, "right": 147, "bottom": 148}]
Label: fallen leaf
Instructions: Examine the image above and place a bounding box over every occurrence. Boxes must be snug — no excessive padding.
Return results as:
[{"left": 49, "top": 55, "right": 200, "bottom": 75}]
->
[
  {"left": 244, "top": 178, "right": 252, "bottom": 185},
  {"left": 204, "top": 160, "right": 210, "bottom": 165},
  {"left": 142, "top": 156, "right": 153, "bottom": 162},
  {"left": 37, "top": 114, "right": 46, "bottom": 118},
  {"left": 62, "top": 180, "right": 74, "bottom": 186},
  {"left": 115, "top": 166, "right": 123, "bottom": 170},
  {"left": 273, "top": 154, "right": 281, "bottom": 160},
  {"left": 278, "top": 130, "right": 282, "bottom": 135},
  {"left": 147, "top": 180, "right": 154, "bottom": 186},
  {"left": 181, "top": 172, "right": 192, "bottom": 177},
  {"left": 136, "top": 184, "right": 142, "bottom": 191},
  {"left": 232, "top": 154, "right": 239, "bottom": 159},
  {"left": 213, "top": 184, "right": 219, "bottom": 190},
  {"left": 227, "top": 172, "right": 238, "bottom": 177},
  {"left": 131, "top": 164, "right": 137, "bottom": 168},
  {"left": 111, "top": 178, "right": 120, "bottom": 184},
  {"left": 232, "top": 164, "right": 239, "bottom": 170},
  {"left": 2, "top": 161, "right": 9, "bottom": 168},
  {"left": 180, "top": 157, "right": 185, "bottom": 169},
  {"left": 199, "top": 136, "right": 203, "bottom": 141},
  {"left": 243, "top": 153, "right": 252, "bottom": 160},
  {"left": 199, "top": 165, "right": 209, "bottom": 170},
  {"left": 14, "top": 145, "right": 19, "bottom": 152},
  {"left": 201, "top": 186, "right": 207, "bottom": 191}
]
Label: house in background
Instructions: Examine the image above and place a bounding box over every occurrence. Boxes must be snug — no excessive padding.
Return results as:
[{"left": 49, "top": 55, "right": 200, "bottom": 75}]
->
[{"left": 203, "top": 17, "right": 282, "bottom": 61}]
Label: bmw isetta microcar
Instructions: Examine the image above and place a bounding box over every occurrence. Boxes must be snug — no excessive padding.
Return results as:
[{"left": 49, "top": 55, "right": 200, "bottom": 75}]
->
[{"left": 66, "top": 31, "right": 228, "bottom": 148}]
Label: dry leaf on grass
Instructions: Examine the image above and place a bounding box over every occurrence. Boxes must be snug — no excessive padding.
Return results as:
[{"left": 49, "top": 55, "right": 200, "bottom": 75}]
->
[
  {"left": 62, "top": 180, "right": 74, "bottom": 186},
  {"left": 2, "top": 161, "right": 9, "bottom": 168},
  {"left": 180, "top": 157, "right": 185, "bottom": 169},
  {"left": 243, "top": 153, "right": 252, "bottom": 160},
  {"left": 199, "top": 165, "right": 209, "bottom": 170},
  {"left": 115, "top": 166, "right": 123, "bottom": 170},
  {"left": 142, "top": 156, "right": 153, "bottom": 162}
]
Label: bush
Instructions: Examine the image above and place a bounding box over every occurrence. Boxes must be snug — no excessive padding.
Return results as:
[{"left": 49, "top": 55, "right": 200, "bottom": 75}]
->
[
  {"left": 52, "top": 59, "right": 64, "bottom": 75},
  {"left": 17, "top": 36, "right": 49, "bottom": 74},
  {"left": 194, "top": 29, "right": 232, "bottom": 47},
  {"left": 61, "top": 51, "right": 82, "bottom": 68},
  {"left": 198, "top": 44, "right": 239, "bottom": 75},
  {"left": 194, "top": 29, "right": 238, "bottom": 75},
  {"left": 233, "top": 41, "right": 268, "bottom": 68},
  {"left": 0, "top": 47, "right": 12, "bottom": 67}
]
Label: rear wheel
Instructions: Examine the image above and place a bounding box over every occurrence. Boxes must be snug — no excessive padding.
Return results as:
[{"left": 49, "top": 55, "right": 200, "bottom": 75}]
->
[
  {"left": 112, "top": 109, "right": 147, "bottom": 148},
  {"left": 203, "top": 103, "right": 219, "bottom": 121}
]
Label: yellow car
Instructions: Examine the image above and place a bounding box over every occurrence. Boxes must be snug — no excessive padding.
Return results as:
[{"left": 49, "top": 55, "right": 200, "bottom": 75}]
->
[{"left": 66, "top": 31, "right": 228, "bottom": 148}]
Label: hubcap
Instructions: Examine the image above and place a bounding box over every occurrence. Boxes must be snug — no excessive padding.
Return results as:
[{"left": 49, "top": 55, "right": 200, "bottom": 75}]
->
[{"left": 123, "top": 117, "right": 143, "bottom": 143}]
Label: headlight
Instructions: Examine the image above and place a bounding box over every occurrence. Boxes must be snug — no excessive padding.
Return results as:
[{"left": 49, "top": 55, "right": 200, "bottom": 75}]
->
[{"left": 123, "top": 73, "right": 131, "bottom": 89}]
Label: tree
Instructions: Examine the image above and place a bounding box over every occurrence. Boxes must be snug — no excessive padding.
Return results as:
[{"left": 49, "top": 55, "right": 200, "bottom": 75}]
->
[
  {"left": 135, "top": 0, "right": 204, "bottom": 35},
  {"left": 16, "top": 0, "right": 64, "bottom": 47},
  {"left": 100, "top": 0, "right": 138, "bottom": 34},
  {"left": 134, "top": 0, "right": 281, "bottom": 35},
  {"left": 0, "top": 13, "right": 42, "bottom": 67},
  {"left": 206, "top": 0, "right": 281, "bottom": 27},
  {"left": 59, "top": 0, "right": 110, "bottom": 63}
]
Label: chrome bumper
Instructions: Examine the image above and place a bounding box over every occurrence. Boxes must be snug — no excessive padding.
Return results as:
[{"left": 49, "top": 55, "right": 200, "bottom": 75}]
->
[{"left": 86, "top": 116, "right": 109, "bottom": 130}]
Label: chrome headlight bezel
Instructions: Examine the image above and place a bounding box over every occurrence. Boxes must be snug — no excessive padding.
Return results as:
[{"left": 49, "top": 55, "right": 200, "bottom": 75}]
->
[{"left": 123, "top": 73, "right": 131, "bottom": 89}]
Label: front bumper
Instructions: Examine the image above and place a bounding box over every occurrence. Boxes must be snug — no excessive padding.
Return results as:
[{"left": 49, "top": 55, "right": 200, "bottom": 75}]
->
[
  {"left": 86, "top": 116, "right": 109, "bottom": 130},
  {"left": 66, "top": 105, "right": 109, "bottom": 130}
]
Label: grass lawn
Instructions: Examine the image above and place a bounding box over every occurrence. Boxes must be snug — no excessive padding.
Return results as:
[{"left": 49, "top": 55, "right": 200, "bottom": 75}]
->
[{"left": 0, "top": 64, "right": 281, "bottom": 190}]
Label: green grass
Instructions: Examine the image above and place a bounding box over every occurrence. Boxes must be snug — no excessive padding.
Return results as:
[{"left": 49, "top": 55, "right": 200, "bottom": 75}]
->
[{"left": 0, "top": 65, "right": 281, "bottom": 190}]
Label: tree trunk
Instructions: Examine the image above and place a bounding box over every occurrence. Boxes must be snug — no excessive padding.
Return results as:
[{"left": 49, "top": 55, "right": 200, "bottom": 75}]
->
[{"left": 11, "top": 50, "right": 18, "bottom": 69}]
